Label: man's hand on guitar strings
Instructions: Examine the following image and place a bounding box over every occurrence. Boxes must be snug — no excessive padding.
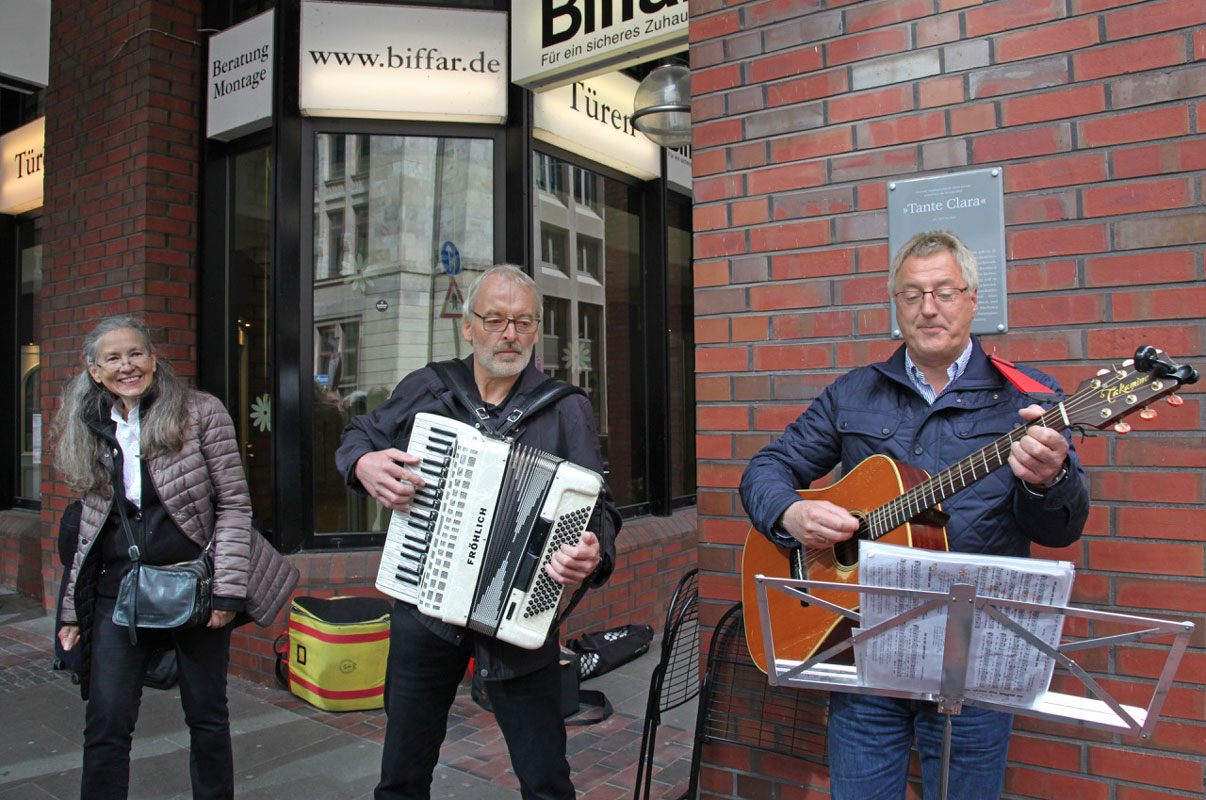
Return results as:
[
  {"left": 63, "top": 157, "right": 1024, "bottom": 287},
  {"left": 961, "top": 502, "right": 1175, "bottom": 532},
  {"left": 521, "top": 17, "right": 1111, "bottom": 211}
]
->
[
  {"left": 780, "top": 499, "right": 860, "bottom": 549},
  {"left": 546, "top": 530, "right": 600, "bottom": 587},
  {"left": 1008, "top": 404, "right": 1071, "bottom": 486},
  {"left": 353, "top": 448, "right": 427, "bottom": 511}
]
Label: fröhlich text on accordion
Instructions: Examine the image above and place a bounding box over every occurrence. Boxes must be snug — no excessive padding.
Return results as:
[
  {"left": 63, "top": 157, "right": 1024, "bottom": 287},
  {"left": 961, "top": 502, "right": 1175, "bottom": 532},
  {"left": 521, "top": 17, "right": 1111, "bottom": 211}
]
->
[{"left": 376, "top": 412, "right": 604, "bottom": 649}]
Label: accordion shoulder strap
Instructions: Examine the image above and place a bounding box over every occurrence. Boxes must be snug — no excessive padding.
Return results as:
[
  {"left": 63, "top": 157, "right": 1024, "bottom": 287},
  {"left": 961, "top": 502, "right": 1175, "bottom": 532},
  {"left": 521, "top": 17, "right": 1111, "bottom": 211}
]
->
[{"left": 428, "top": 359, "right": 583, "bottom": 439}]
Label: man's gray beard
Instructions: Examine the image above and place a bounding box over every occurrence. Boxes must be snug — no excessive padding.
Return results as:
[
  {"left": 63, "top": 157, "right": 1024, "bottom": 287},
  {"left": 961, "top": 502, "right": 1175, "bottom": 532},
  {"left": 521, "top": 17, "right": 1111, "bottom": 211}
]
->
[{"left": 473, "top": 341, "right": 531, "bottom": 378}]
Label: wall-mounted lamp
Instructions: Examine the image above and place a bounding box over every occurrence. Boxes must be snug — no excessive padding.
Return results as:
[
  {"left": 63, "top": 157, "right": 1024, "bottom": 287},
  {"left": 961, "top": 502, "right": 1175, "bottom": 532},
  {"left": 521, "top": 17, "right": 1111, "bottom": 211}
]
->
[{"left": 630, "top": 63, "right": 691, "bottom": 148}]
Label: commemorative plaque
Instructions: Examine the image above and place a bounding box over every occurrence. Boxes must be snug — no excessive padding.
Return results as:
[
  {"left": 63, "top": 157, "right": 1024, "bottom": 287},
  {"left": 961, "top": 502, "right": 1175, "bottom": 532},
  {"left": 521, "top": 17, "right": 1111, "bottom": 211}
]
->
[{"left": 887, "top": 168, "right": 1008, "bottom": 337}]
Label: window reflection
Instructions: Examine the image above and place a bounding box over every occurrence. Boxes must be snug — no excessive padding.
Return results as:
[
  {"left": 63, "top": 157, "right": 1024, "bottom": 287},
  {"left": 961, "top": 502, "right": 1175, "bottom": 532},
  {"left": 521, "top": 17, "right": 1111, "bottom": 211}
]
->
[
  {"left": 312, "top": 133, "right": 494, "bottom": 534},
  {"left": 532, "top": 152, "right": 645, "bottom": 508}
]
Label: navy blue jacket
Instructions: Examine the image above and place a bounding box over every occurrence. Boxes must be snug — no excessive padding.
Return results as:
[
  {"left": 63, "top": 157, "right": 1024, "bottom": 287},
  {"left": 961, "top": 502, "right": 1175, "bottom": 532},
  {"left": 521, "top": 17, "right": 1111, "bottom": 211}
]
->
[
  {"left": 740, "top": 337, "right": 1089, "bottom": 558},
  {"left": 336, "top": 356, "right": 621, "bottom": 680}
]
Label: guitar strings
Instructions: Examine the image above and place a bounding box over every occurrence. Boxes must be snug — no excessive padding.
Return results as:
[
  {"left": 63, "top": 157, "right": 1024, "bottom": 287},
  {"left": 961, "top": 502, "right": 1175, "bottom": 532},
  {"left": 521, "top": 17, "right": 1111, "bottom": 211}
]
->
[{"left": 858, "top": 367, "right": 1138, "bottom": 542}]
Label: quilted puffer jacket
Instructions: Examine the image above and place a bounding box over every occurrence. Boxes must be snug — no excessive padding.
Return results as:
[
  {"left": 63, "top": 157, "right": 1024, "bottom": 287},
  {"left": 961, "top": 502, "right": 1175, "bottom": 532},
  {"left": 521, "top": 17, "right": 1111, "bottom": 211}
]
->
[
  {"left": 60, "top": 390, "right": 296, "bottom": 634},
  {"left": 741, "top": 337, "right": 1089, "bottom": 558},
  {"left": 62, "top": 390, "right": 255, "bottom": 621}
]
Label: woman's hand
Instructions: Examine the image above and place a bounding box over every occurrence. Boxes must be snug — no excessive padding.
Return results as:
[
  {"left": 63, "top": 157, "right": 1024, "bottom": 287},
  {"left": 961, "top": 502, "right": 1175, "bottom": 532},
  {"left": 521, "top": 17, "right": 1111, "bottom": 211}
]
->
[
  {"left": 207, "top": 609, "right": 236, "bottom": 629},
  {"left": 58, "top": 624, "right": 80, "bottom": 651}
]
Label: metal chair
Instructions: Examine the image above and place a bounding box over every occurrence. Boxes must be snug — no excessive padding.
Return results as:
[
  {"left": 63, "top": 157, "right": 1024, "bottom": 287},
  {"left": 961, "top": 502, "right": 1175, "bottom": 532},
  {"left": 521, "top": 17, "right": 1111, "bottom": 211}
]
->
[
  {"left": 633, "top": 568, "right": 700, "bottom": 800},
  {"left": 685, "top": 602, "right": 829, "bottom": 799}
]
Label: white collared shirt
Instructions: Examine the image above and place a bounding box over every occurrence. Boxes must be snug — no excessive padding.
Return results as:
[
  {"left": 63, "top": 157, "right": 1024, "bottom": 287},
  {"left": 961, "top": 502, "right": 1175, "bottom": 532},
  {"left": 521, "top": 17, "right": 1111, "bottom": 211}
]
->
[
  {"left": 111, "top": 405, "right": 142, "bottom": 507},
  {"left": 904, "top": 340, "right": 974, "bottom": 405}
]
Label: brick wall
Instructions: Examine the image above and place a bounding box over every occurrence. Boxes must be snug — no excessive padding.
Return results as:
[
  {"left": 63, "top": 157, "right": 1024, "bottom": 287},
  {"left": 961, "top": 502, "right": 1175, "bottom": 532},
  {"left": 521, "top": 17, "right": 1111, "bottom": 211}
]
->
[
  {"left": 37, "top": 0, "right": 205, "bottom": 602},
  {"left": 690, "top": 0, "right": 1205, "bottom": 797}
]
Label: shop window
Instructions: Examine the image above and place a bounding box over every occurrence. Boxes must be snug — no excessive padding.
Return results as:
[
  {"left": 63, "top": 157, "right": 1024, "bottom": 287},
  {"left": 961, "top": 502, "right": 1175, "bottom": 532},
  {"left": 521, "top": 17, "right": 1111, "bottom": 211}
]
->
[
  {"left": 310, "top": 133, "right": 494, "bottom": 536},
  {"left": 532, "top": 153, "right": 646, "bottom": 508},
  {"left": 1, "top": 86, "right": 45, "bottom": 509}
]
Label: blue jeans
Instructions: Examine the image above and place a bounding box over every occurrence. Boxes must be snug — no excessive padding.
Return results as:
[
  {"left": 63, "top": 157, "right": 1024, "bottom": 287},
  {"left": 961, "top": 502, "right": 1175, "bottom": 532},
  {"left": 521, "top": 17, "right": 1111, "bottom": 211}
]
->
[
  {"left": 84, "top": 597, "right": 233, "bottom": 800},
  {"left": 375, "top": 603, "right": 573, "bottom": 800},
  {"left": 827, "top": 692, "right": 1013, "bottom": 800}
]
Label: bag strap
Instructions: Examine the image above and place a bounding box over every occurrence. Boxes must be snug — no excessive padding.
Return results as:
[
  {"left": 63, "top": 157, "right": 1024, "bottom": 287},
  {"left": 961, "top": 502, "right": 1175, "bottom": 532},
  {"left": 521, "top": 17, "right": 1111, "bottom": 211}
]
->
[
  {"left": 428, "top": 359, "right": 584, "bottom": 439},
  {"left": 430, "top": 359, "right": 496, "bottom": 434},
  {"left": 110, "top": 473, "right": 143, "bottom": 645},
  {"left": 110, "top": 467, "right": 214, "bottom": 645}
]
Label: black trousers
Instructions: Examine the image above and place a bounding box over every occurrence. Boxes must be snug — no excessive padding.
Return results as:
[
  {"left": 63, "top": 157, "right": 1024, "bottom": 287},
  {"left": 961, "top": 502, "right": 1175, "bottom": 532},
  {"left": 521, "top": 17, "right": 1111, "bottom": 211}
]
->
[
  {"left": 375, "top": 603, "right": 574, "bottom": 800},
  {"left": 84, "top": 597, "right": 233, "bottom": 800}
]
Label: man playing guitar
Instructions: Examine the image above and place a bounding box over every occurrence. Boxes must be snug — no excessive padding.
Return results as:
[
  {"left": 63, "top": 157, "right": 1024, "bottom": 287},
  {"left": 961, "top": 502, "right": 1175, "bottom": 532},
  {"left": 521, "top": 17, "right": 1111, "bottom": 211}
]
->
[{"left": 739, "top": 230, "right": 1090, "bottom": 800}]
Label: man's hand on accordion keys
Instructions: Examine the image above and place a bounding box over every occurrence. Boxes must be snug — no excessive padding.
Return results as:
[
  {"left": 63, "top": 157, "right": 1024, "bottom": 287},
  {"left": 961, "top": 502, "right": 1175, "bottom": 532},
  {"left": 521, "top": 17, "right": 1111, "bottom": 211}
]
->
[
  {"left": 545, "top": 530, "right": 601, "bottom": 587},
  {"left": 353, "top": 448, "right": 427, "bottom": 511}
]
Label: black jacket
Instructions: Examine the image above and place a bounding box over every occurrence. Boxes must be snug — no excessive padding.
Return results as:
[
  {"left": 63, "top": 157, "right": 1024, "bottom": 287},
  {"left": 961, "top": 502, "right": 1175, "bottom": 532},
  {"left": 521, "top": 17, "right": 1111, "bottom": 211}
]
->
[{"left": 336, "top": 356, "right": 622, "bottom": 680}]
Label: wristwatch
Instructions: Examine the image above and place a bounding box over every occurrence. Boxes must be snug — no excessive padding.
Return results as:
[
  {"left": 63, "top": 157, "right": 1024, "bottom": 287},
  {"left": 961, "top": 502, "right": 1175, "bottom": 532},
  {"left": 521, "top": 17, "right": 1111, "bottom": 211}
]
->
[{"left": 1023, "top": 462, "right": 1068, "bottom": 495}]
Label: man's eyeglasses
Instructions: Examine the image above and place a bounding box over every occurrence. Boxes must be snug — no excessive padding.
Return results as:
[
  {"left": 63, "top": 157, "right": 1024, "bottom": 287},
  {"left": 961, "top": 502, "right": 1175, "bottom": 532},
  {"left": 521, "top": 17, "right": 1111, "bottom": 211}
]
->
[
  {"left": 894, "top": 287, "right": 969, "bottom": 306},
  {"left": 473, "top": 311, "right": 540, "bottom": 334}
]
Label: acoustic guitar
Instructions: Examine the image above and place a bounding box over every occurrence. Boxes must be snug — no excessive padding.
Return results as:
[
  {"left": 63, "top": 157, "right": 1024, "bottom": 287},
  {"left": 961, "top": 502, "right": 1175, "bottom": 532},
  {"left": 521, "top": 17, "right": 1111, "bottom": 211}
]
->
[{"left": 741, "top": 346, "right": 1198, "bottom": 673}]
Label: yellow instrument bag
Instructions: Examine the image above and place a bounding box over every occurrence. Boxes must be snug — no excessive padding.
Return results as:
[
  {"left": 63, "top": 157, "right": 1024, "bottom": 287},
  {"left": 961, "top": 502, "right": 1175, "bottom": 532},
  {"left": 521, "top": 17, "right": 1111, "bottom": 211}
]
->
[{"left": 286, "top": 595, "right": 391, "bottom": 711}]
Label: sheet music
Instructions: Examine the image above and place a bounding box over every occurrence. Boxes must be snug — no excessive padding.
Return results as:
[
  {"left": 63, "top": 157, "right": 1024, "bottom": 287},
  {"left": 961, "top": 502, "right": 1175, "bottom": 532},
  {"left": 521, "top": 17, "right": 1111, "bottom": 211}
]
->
[{"left": 854, "top": 541, "right": 1074, "bottom": 705}]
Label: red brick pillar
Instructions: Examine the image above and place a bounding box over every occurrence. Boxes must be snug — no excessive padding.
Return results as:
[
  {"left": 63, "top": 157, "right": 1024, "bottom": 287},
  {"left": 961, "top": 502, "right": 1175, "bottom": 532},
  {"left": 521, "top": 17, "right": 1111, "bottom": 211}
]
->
[{"left": 38, "top": 0, "right": 205, "bottom": 608}]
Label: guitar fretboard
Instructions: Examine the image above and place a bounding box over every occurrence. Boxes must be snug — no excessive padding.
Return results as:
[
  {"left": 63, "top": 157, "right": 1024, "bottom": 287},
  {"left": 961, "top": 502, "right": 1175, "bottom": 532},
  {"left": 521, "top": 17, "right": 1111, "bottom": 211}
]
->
[{"left": 864, "top": 402, "right": 1073, "bottom": 540}]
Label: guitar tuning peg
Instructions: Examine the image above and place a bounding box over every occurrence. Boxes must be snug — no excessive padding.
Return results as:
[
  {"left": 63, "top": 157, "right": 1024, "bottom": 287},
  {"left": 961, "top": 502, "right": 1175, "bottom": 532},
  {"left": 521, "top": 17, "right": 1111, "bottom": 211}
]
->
[
  {"left": 1139, "top": 408, "right": 1157, "bottom": 420},
  {"left": 1096, "top": 368, "right": 1111, "bottom": 377},
  {"left": 1113, "top": 421, "right": 1132, "bottom": 434},
  {"left": 1167, "top": 395, "right": 1184, "bottom": 407}
]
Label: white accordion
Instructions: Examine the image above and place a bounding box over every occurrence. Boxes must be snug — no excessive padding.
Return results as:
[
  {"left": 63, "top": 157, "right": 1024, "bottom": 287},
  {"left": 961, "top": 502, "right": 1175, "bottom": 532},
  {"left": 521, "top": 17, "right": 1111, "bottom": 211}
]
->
[{"left": 375, "top": 412, "right": 604, "bottom": 649}]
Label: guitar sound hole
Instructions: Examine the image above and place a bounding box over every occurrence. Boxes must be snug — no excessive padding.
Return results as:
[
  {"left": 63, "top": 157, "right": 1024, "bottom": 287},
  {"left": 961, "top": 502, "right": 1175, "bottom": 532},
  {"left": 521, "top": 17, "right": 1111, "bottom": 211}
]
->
[{"left": 833, "top": 518, "right": 870, "bottom": 570}]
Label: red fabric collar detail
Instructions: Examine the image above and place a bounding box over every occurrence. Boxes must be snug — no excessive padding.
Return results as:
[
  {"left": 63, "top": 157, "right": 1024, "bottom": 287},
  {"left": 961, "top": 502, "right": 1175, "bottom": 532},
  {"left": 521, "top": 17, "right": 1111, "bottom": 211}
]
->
[{"left": 988, "top": 353, "right": 1058, "bottom": 396}]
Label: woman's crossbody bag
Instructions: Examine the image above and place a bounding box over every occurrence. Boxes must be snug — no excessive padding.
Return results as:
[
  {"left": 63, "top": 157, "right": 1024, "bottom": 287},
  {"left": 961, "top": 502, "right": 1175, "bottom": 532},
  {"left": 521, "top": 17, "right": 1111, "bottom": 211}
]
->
[{"left": 110, "top": 481, "right": 213, "bottom": 644}]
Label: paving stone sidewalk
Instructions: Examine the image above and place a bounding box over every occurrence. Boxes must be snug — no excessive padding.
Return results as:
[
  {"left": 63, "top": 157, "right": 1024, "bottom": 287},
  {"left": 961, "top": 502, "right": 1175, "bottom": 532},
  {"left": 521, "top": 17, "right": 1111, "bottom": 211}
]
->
[{"left": 0, "top": 593, "right": 695, "bottom": 800}]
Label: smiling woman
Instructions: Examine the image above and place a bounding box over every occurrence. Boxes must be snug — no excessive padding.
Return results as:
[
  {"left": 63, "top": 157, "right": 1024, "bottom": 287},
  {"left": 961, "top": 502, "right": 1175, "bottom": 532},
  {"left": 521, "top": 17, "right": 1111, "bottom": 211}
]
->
[
  {"left": 85, "top": 327, "right": 157, "bottom": 416},
  {"left": 50, "top": 314, "right": 268, "bottom": 799}
]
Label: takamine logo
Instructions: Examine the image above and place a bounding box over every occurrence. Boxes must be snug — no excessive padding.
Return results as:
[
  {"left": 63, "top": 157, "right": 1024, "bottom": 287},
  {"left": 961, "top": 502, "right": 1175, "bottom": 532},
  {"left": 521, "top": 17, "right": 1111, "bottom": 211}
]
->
[{"left": 542, "top": 0, "right": 686, "bottom": 48}]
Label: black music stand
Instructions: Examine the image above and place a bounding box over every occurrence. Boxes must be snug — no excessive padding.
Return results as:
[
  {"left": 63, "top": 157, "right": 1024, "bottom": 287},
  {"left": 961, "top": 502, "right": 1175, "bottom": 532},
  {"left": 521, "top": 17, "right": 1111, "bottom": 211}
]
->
[{"left": 753, "top": 574, "right": 1193, "bottom": 800}]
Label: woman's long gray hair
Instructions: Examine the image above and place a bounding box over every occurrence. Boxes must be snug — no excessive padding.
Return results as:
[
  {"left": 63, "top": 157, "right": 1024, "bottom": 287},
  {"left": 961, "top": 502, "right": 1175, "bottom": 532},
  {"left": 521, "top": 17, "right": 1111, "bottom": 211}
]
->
[{"left": 53, "top": 315, "right": 191, "bottom": 493}]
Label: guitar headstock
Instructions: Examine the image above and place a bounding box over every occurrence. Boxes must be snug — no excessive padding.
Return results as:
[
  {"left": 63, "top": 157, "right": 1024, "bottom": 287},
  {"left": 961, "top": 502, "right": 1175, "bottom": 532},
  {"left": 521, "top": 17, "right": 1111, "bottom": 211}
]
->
[{"left": 1064, "top": 347, "right": 1199, "bottom": 432}]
